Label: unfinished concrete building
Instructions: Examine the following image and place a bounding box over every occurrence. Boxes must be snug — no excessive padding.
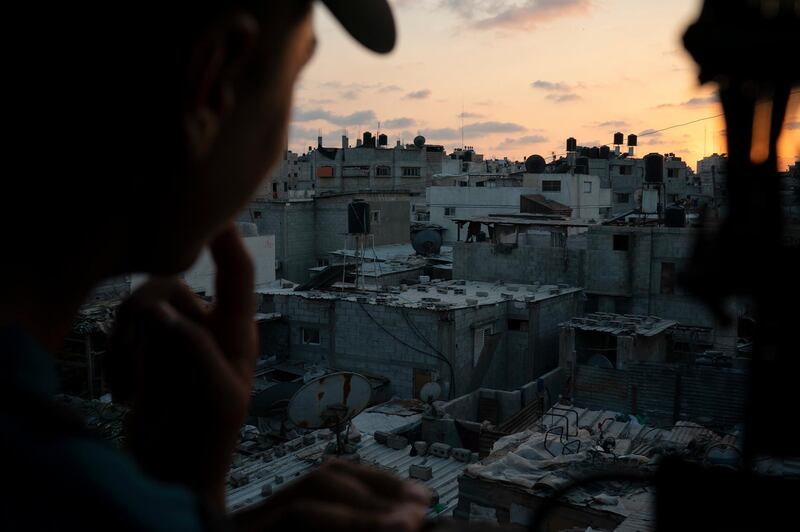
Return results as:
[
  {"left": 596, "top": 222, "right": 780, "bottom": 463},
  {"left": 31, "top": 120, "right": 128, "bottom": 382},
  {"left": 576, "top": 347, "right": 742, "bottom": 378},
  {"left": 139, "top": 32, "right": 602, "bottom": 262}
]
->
[
  {"left": 559, "top": 313, "right": 748, "bottom": 429},
  {"left": 257, "top": 280, "right": 583, "bottom": 399}
]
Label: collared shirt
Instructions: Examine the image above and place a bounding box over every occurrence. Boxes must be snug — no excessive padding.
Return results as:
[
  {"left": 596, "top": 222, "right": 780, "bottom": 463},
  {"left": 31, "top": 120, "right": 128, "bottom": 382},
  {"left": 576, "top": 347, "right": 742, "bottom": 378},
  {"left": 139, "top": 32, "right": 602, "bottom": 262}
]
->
[{"left": 0, "top": 326, "right": 213, "bottom": 531}]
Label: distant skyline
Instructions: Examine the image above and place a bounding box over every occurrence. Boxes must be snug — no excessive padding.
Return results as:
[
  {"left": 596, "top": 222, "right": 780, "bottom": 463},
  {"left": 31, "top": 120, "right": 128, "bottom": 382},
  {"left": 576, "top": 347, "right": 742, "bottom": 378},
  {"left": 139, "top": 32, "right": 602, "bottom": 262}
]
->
[{"left": 290, "top": 0, "right": 799, "bottom": 171}]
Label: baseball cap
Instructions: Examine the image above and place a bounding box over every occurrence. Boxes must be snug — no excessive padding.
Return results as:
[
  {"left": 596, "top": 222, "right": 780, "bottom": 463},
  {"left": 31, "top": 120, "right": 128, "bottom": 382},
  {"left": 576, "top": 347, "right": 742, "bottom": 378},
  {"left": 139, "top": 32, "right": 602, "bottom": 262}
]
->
[{"left": 319, "top": 0, "right": 396, "bottom": 54}]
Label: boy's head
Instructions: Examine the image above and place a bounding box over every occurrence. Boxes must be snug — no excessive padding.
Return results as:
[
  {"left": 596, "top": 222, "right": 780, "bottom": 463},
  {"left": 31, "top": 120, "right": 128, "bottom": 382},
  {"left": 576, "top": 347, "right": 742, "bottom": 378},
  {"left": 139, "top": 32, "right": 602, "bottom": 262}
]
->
[{"left": 13, "top": 1, "right": 394, "bottom": 277}]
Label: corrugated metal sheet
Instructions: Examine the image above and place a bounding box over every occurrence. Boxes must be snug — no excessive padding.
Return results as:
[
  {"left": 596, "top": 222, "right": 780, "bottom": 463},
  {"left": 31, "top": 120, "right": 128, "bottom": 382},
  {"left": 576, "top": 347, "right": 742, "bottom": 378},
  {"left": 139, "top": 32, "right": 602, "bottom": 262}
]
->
[{"left": 226, "top": 433, "right": 468, "bottom": 517}]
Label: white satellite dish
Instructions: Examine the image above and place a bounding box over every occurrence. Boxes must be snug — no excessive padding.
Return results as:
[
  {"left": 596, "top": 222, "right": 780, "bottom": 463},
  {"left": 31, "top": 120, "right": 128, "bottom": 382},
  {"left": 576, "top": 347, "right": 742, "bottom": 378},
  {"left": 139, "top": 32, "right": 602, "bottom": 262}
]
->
[
  {"left": 288, "top": 372, "right": 372, "bottom": 430},
  {"left": 419, "top": 381, "right": 442, "bottom": 404}
]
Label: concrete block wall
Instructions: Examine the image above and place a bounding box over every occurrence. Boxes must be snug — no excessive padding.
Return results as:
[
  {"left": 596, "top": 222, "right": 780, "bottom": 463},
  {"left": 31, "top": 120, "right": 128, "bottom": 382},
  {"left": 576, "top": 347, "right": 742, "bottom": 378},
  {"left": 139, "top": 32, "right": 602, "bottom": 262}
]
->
[
  {"left": 572, "top": 361, "right": 748, "bottom": 429},
  {"left": 453, "top": 242, "right": 585, "bottom": 286}
]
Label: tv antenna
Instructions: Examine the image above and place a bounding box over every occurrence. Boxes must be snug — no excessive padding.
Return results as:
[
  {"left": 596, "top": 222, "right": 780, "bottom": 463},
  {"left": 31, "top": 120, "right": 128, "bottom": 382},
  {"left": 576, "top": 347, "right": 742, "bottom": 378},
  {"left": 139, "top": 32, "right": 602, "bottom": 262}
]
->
[{"left": 287, "top": 372, "right": 372, "bottom": 456}]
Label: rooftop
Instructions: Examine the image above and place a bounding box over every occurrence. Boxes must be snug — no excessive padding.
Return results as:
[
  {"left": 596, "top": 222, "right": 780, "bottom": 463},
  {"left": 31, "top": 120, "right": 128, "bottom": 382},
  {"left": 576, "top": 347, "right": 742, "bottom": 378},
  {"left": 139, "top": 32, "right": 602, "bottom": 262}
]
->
[
  {"left": 259, "top": 279, "right": 583, "bottom": 311},
  {"left": 452, "top": 215, "right": 591, "bottom": 228},
  {"left": 226, "top": 430, "right": 470, "bottom": 517},
  {"left": 465, "top": 402, "right": 733, "bottom": 531},
  {"left": 561, "top": 312, "right": 678, "bottom": 337}
]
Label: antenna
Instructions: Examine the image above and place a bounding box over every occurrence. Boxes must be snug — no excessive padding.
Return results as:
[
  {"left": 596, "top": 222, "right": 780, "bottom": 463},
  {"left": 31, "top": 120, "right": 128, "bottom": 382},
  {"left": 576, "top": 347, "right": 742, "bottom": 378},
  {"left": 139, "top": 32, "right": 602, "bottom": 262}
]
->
[
  {"left": 287, "top": 372, "right": 372, "bottom": 456},
  {"left": 461, "top": 97, "right": 465, "bottom": 149}
]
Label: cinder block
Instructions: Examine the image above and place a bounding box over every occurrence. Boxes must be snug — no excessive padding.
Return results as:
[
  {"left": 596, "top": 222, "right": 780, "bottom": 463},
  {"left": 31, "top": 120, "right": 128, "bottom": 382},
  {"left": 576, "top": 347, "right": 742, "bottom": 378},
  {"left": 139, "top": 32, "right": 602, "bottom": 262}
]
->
[
  {"left": 451, "top": 447, "right": 472, "bottom": 462},
  {"left": 387, "top": 434, "right": 409, "bottom": 450},
  {"left": 429, "top": 442, "right": 452, "bottom": 458},
  {"left": 409, "top": 464, "right": 433, "bottom": 481}
]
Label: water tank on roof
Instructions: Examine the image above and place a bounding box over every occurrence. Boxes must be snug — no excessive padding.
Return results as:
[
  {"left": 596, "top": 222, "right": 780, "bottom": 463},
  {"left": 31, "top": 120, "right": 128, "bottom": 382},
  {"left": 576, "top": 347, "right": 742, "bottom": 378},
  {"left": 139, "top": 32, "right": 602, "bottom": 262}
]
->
[
  {"left": 347, "top": 200, "right": 370, "bottom": 234},
  {"left": 644, "top": 153, "right": 664, "bottom": 182},
  {"left": 627, "top": 134, "right": 638, "bottom": 147},
  {"left": 525, "top": 154, "right": 547, "bottom": 173},
  {"left": 665, "top": 205, "right": 687, "bottom": 228},
  {"left": 412, "top": 229, "right": 443, "bottom": 256},
  {"left": 566, "top": 137, "right": 577, "bottom": 152},
  {"left": 363, "top": 132, "right": 374, "bottom": 148},
  {"left": 600, "top": 145, "right": 611, "bottom": 159},
  {"left": 614, "top": 132, "right": 624, "bottom": 145},
  {"left": 589, "top": 147, "right": 601, "bottom": 159},
  {"left": 378, "top": 133, "right": 388, "bottom": 146},
  {"left": 414, "top": 135, "right": 426, "bottom": 148}
]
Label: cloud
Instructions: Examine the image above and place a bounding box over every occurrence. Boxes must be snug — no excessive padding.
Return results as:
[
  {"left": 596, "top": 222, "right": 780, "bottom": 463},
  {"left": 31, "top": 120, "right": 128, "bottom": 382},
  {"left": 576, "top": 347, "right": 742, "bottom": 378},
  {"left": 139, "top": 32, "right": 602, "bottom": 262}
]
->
[
  {"left": 474, "top": 0, "right": 592, "bottom": 31},
  {"left": 406, "top": 89, "right": 432, "bottom": 99},
  {"left": 379, "top": 84, "right": 403, "bottom": 93},
  {"left": 495, "top": 134, "right": 549, "bottom": 149},
  {"left": 421, "top": 121, "right": 528, "bottom": 143},
  {"left": 341, "top": 90, "right": 360, "bottom": 100},
  {"left": 656, "top": 95, "right": 719, "bottom": 109},
  {"left": 597, "top": 120, "right": 629, "bottom": 128},
  {"left": 545, "top": 93, "right": 581, "bottom": 103},
  {"left": 786, "top": 121, "right": 800, "bottom": 130},
  {"left": 292, "top": 108, "right": 377, "bottom": 127},
  {"left": 458, "top": 111, "right": 485, "bottom": 119},
  {"left": 531, "top": 80, "right": 572, "bottom": 92},
  {"left": 383, "top": 117, "right": 417, "bottom": 128}
]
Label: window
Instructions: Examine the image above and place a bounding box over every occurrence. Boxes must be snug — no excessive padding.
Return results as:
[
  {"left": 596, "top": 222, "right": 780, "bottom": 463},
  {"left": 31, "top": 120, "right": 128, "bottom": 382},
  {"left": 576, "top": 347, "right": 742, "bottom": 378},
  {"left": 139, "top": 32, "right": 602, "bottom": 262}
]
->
[
  {"left": 402, "top": 167, "right": 421, "bottom": 177},
  {"left": 618, "top": 165, "right": 633, "bottom": 175},
  {"left": 542, "top": 180, "right": 561, "bottom": 192},
  {"left": 376, "top": 165, "right": 391, "bottom": 177},
  {"left": 316, "top": 166, "right": 334, "bottom": 178},
  {"left": 584, "top": 181, "right": 593, "bottom": 193},
  {"left": 613, "top": 234, "right": 630, "bottom": 251},
  {"left": 283, "top": 182, "right": 288, "bottom": 192},
  {"left": 661, "top": 262, "right": 676, "bottom": 294},
  {"left": 272, "top": 182, "right": 278, "bottom": 192},
  {"left": 616, "top": 193, "right": 631, "bottom": 203},
  {"left": 444, "top": 207, "right": 456, "bottom": 217},
  {"left": 301, "top": 327, "right": 320, "bottom": 345},
  {"left": 508, "top": 319, "right": 529, "bottom": 332},
  {"left": 473, "top": 324, "right": 494, "bottom": 365},
  {"left": 253, "top": 210, "right": 262, "bottom": 219},
  {"left": 371, "top": 210, "right": 381, "bottom": 224}
]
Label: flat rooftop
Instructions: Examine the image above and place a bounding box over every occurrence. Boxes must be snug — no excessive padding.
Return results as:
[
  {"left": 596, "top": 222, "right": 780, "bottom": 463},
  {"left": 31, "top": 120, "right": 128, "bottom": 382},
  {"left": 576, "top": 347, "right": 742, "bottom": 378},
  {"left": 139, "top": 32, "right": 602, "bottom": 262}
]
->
[
  {"left": 561, "top": 312, "right": 677, "bottom": 337},
  {"left": 260, "top": 279, "right": 583, "bottom": 311},
  {"left": 452, "top": 215, "right": 591, "bottom": 227}
]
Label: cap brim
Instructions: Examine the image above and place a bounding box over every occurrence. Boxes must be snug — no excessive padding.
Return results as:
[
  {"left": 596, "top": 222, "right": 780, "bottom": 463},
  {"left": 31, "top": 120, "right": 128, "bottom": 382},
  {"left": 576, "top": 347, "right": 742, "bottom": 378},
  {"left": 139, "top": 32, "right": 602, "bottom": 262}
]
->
[{"left": 320, "top": 0, "right": 396, "bottom": 54}]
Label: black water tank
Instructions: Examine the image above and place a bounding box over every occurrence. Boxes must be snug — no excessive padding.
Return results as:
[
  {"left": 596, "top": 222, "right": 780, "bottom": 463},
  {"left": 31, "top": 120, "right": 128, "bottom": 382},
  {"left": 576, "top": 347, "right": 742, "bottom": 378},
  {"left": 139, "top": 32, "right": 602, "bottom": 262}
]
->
[
  {"left": 525, "top": 154, "right": 546, "bottom": 173},
  {"left": 614, "top": 132, "right": 624, "bottom": 145},
  {"left": 627, "top": 134, "right": 638, "bottom": 147},
  {"left": 590, "top": 147, "right": 601, "bottom": 159},
  {"left": 644, "top": 153, "right": 664, "bottom": 182},
  {"left": 600, "top": 145, "right": 611, "bottom": 159},
  {"left": 665, "top": 205, "right": 686, "bottom": 227},
  {"left": 566, "top": 137, "right": 577, "bottom": 152},
  {"left": 347, "top": 201, "right": 370, "bottom": 234},
  {"left": 363, "top": 132, "right": 374, "bottom": 148},
  {"left": 378, "top": 133, "right": 388, "bottom": 146}
]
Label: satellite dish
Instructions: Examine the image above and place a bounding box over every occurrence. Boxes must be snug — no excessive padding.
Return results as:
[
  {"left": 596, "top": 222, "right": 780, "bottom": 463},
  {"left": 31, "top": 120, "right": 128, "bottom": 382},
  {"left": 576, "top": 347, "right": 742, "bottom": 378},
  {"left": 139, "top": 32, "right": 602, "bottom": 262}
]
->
[
  {"left": 419, "top": 382, "right": 442, "bottom": 404},
  {"left": 288, "top": 372, "right": 372, "bottom": 430}
]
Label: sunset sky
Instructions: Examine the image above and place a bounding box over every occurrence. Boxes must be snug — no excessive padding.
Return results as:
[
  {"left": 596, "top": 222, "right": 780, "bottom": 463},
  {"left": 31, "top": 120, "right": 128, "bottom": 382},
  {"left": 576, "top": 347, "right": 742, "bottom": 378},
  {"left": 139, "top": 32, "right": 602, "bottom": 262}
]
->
[{"left": 290, "top": 0, "right": 799, "bottom": 171}]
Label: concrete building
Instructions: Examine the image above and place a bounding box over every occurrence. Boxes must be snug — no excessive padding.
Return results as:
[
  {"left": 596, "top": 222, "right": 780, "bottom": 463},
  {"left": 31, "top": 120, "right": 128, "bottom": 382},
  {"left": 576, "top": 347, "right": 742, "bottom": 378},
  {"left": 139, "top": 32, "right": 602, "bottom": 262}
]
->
[
  {"left": 583, "top": 225, "right": 742, "bottom": 349},
  {"left": 697, "top": 153, "right": 728, "bottom": 203},
  {"left": 455, "top": 402, "right": 733, "bottom": 530},
  {"left": 240, "top": 191, "right": 412, "bottom": 283},
  {"left": 256, "top": 280, "right": 583, "bottom": 399},
  {"left": 427, "top": 186, "right": 540, "bottom": 242},
  {"left": 452, "top": 215, "right": 589, "bottom": 286},
  {"left": 309, "top": 134, "right": 446, "bottom": 197},
  {"left": 522, "top": 173, "right": 609, "bottom": 221},
  {"left": 256, "top": 149, "right": 314, "bottom": 201}
]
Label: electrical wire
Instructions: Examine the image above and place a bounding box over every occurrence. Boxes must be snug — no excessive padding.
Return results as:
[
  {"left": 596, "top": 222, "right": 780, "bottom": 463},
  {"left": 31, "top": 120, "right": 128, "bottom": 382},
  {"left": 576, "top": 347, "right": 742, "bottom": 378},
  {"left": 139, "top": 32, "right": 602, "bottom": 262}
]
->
[{"left": 356, "top": 301, "right": 456, "bottom": 399}]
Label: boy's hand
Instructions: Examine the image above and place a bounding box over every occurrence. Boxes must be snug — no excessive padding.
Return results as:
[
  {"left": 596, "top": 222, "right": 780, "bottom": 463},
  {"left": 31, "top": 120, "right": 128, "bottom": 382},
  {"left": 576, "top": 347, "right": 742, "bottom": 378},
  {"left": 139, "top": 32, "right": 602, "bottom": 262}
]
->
[{"left": 108, "top": 224, "right": 257, "bottom": 510}]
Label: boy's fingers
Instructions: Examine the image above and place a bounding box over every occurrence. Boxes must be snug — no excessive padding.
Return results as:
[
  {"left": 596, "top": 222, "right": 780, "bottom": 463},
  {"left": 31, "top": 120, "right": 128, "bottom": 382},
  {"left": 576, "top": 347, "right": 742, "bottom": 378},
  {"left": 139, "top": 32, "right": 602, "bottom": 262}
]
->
[{"left": 209, "top": 224, "right": 256, "bottom": 380}]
